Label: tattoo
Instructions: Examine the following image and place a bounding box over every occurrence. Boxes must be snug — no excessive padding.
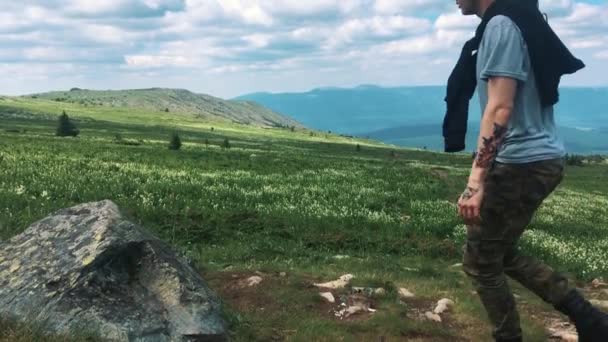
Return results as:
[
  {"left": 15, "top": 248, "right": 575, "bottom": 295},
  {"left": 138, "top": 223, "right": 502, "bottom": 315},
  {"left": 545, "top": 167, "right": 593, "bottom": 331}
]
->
[
  {"left": 475, "top": 123, "right": 507, "bottom": 168},
  {"left": 461, "top": 186, "right": 479, "bottom": 200}
]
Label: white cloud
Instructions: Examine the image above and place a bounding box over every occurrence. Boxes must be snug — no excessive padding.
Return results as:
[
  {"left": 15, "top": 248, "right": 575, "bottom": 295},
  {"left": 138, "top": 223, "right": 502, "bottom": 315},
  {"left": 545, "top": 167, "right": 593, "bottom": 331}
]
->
[
  {"left": 218, "top": 1, "right": 274, "bottom": 26},
  {"left": 373, "top": 0, "right": 445, "bottom": 14},
  {"left": 243, "top": 34, "right": 272, "bottom": 48},
  {"left": 124, "top": 54, "right": 200, "bottom": 68},
  {"left": 81, "top": 24, "right": 134, "bottom": 44},
  {"left": 325, "top": 16, "right": 432, "bottom": 48},
  {"left": 540, "top": 0, "right": 574, "bottom": 15},
  {"left": 23, "top": 47, "right": 69, "bottom": 61},
  {"left": 594, "top": 51, "right": 608, "bottom": 60},
  {"left": 0, "top": 0, "right": 606, "bottom": 97},
  {"left": 571, "top": 38, "right": 606, "bottom": 49},
  {"left": 434, "top": 11, "right": 479, "bottom": 30},
  {"left": 67, "top": 0, "right": 129, "bottom": 14}
]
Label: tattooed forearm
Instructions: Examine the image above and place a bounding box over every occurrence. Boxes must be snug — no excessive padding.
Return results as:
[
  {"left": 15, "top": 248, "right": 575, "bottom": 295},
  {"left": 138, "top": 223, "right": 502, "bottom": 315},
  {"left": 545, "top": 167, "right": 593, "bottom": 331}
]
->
[
  {"left": 475, "top": 123, "right": 507, "bottom": 168},
  {"left": 460, "top": 186, "right": 479, "bottom": 200}
]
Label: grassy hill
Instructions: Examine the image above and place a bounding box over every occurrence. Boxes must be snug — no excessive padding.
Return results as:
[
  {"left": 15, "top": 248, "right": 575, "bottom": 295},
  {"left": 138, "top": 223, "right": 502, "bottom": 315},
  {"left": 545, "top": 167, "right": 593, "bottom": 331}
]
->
[
  {"left": 24, "top": 88, "right": 302, "bottom": 128},
  {"left": 1, "top": 97, "right": 607, "bottom": 341}
]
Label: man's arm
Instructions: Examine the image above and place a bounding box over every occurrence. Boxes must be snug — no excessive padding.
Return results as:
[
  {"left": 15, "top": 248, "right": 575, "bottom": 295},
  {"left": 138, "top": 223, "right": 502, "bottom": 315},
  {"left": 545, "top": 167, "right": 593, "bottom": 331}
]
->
[
  {"left": 471, "top": 76, "right": 516, "bottom": 184},
  {"left": 458, "top": 76, "right": 517, "bottom": 222}
]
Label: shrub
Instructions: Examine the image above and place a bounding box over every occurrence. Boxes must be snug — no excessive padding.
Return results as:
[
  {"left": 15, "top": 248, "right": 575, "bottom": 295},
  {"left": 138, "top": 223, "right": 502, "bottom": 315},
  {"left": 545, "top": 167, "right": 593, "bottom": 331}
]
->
[
  {"left": 56, "top": 111, "right": 80, "bottom": 137},
  {"left": 566, "top": 154, "right": 584, "bottom": 167},
  {"left": 168, "top": 132, "right": 182, "bottom": 150},
  {"left": 221, "top": 138, "right": 231, "bottom": 149}
]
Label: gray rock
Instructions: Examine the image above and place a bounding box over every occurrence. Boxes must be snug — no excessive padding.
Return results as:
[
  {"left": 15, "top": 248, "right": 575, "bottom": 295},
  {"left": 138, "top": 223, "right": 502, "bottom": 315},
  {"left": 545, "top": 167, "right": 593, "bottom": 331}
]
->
[{"left": 0, "top": 200, "right": 226, "bottom": 341}]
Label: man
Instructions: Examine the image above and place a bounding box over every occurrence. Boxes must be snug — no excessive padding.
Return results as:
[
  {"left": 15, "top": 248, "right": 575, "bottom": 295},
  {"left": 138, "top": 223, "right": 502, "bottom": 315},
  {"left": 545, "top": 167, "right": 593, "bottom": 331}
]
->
[{"left": 444, "top": 0, "right": 608, "bottom": 341}]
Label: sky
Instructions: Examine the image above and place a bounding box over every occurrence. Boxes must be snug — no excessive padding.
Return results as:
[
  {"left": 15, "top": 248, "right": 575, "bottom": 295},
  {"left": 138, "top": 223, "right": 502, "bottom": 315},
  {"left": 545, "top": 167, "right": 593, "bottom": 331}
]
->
[{"left": 1, "top": 0, "right": 607, "bottom": 98}]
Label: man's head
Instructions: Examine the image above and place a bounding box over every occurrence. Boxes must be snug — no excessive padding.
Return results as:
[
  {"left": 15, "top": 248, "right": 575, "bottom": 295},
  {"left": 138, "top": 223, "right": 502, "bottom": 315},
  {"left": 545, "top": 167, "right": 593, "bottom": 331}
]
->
[
  {"left": 455, "top": 0, "right": 481, "bottom": 16},
  {"left": 456, "top": 0, "right": 540, "bottom": 17}
]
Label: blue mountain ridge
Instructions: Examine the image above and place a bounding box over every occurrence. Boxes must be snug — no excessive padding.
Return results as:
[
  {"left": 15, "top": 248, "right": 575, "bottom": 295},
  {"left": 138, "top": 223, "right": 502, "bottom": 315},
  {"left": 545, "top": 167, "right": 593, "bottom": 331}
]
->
[{"left": 236, "top": 86, "right": 608, "bottom": 154}]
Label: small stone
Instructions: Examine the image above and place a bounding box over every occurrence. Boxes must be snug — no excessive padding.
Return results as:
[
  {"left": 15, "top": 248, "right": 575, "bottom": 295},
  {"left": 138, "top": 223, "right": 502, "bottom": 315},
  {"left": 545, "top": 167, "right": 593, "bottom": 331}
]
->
[
  {"left": 332, "top": 255, "right": 349, "bottom": 260},
  {"left": 558, "top": 333, "right": 578, "bottom": 342},
  {"left": 319, "top": 292, "right": 335, "bottom": 303},
  {"left": 590, "top": 300, "right": 608, "bottom": 310},
  {"left": 547, "top": 319, "right": 578, "bottom": 342},
  {"left": 247, "top": 276, "right": 263, "bottom": 287},
  {"left": 433, "top": 298, "right": 454, "bottom": 314},
  {"left": 279, "top": 272, "right": 287, "bottom": 277},
  {"left": 398, "top": 288, "right": 415, "bottom": 299},
  {"left": 425, "top": 311, "right": 442, "bottom": 322},
  {"left": 9, "top": 261, "right": 21, "bottom": 273},
  {"left": 374, "top": 288, "right": 387, "bottom": 296},
  {"left": 343, "top": 304, "right": 366, "bottom": 318},
  {"left": 82, "top": 255, "right": 95, "bottom": 266},
  {"left": 450, "top": 263, "right": 463, "bottom": 268},
  {"left": 314, "top": 274, "right": 354, "bottom": 289}
]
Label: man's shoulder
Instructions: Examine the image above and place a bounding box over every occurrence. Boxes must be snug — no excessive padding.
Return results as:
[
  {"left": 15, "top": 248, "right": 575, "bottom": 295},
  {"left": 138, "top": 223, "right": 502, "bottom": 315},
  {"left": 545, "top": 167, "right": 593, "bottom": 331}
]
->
[
  {"left": 486, "top": 15, "right": 519, "bottom": 31},
  {"left": 482, "top": 15, "right": 524, "bottom": 44}
]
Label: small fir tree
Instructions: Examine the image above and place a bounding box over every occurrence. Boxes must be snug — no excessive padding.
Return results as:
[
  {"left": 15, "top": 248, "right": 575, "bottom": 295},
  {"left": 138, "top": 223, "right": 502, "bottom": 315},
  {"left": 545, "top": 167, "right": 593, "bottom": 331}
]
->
[
  {"left": 169, "top": 132, "right": 182, "bottom": 150},
  {"left": 56, "top": 111, "right": 80, "bottom": 137},
  {"left": 222, "top": 138, "right": 231, "bottom": 149}
]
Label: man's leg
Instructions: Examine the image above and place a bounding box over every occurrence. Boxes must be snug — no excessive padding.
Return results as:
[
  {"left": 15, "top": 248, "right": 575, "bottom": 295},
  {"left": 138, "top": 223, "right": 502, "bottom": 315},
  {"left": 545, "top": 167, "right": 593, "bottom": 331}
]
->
[
  {"left": 486, "top": 158, "right": 608, "bottom": 341},
  {"left": 463, "top": 162, "right": 525, "bottom": 341},
  {"left": 463, "top": 228, "right": 522, "bottom": 341},
  {"left": 503, "top": 248, "right": 571, "bottom": 304},
  {"left": 502, "top": 159, "right": 573, "bottom": 305},
  {"left": 503, "top": 159, "right": 608, "bottom": 341}
]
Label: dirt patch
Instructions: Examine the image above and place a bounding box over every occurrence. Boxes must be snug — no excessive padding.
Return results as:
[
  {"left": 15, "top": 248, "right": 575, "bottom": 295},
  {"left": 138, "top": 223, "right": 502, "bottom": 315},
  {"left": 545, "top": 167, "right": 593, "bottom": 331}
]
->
[
  {"left": 205, "top": 271, "right": 287, "bottom": 314},
  {"left": 204, "top": 270, "right": 470, "bottom": 341}
]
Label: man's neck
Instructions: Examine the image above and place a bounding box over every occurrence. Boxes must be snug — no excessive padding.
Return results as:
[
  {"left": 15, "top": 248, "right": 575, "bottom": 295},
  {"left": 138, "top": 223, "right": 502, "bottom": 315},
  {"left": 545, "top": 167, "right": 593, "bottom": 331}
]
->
[{"left": 477, "top": 0, "right": 496, "bottom": 18}]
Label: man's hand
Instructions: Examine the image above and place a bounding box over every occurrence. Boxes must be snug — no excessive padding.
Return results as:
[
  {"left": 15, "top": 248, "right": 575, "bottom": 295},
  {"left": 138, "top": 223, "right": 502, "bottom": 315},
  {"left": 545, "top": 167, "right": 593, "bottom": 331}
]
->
[{"left": 458, "top": 184, "right": 484, "bottom": 225}]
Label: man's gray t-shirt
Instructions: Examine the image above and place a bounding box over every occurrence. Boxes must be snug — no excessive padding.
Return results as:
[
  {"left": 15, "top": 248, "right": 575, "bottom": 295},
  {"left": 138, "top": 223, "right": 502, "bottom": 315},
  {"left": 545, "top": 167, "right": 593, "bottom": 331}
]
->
[{"left": 476, "top": 15, "right": 566, "bottom": 164}]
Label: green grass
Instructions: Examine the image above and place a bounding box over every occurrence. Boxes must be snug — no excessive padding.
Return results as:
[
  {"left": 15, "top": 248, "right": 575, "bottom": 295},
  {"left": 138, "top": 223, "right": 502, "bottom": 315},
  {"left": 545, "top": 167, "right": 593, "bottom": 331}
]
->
[{"left": 1, "top": 100, "right": 607, "bottom": 341}]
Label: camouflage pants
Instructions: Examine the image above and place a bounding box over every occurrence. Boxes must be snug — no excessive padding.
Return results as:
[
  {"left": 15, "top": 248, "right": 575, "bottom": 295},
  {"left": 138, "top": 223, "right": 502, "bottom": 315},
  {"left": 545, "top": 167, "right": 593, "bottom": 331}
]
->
[{"left": 463, "top": 158, "right": 573, "bottom": 340}]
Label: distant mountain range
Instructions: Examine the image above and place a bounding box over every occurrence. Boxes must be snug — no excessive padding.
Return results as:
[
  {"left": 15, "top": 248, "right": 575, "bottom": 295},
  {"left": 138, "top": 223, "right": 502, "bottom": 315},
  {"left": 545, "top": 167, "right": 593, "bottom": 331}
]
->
[
  {"left": 237, "top": 86, "right": 608, "bottom": 154},
  {"left": 26, "top": 88, "right": 302, "bottom": 128}
]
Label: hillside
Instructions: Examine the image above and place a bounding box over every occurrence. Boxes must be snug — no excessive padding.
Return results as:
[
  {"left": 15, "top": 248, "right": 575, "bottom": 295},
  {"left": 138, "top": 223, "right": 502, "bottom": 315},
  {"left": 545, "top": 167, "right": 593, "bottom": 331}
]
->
[
  {"left": 237, "top": 85, "right": 608, "bottom": 154},
  {"left": 26, "top": 88, "right": 302, "bottom": 128},
  {"left": 1, "top": 97, "right": 608, "bottom": 341}
]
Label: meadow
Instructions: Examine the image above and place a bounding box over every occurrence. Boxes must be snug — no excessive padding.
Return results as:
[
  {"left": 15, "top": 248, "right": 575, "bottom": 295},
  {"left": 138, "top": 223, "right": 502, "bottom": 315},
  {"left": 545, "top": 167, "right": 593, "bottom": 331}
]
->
[{"left": 1, "top": 101, "right": 607, "bottom": 341}]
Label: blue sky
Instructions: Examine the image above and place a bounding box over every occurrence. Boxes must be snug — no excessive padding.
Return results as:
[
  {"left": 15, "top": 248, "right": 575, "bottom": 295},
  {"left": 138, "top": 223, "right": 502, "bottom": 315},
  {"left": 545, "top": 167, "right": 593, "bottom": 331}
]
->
[{"left": 1, "top": 0, "right": 607, "bottom": 98}]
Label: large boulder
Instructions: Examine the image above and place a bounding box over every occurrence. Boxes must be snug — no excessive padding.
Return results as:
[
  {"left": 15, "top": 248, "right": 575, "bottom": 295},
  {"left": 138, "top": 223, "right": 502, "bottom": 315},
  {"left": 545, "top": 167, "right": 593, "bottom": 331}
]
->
[{"left": 0, "top": 200, "right": 226, "bottom": 341}]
